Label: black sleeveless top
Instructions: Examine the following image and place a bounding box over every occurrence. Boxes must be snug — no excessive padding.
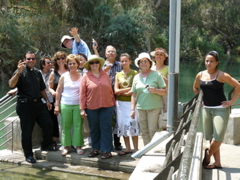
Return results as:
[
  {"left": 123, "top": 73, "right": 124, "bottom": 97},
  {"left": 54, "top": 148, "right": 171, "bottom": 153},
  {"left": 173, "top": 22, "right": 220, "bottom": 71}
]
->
[
  {"left": 53, "top": 71, "right": 61, "bottom": 91},
  {"left": 200, "top": 71, "right": 226, "bottom": 106}
]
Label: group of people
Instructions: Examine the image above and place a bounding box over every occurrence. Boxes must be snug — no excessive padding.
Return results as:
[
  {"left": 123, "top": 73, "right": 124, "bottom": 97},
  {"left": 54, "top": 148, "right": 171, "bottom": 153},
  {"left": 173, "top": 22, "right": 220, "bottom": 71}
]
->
[{"left": 8, "top": 27, "right": 239, "bottom": 170}]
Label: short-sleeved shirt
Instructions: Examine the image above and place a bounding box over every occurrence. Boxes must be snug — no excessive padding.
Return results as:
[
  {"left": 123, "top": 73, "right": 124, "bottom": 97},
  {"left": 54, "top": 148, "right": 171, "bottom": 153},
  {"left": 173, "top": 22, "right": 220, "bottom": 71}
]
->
[
  {"left": 158, "top": 66, "right": 168, "bottom": 78},
  {"left": 116, "top": 70, "right": 137, "bottom": 102},
  {"left": 80, "top": 70, "right": 115, "bottom": 110},
  {"left": 103, "top": 60, "right": 122, "bottom": 90},
  {"left": 72, "top": 39, "right": 91, "bottom": 58},
  {"left": 13, "top": 66, "right": 46, "bottom": 99},
  {"left": 132, "top": 70, "right": 166, "bottom": 110}
]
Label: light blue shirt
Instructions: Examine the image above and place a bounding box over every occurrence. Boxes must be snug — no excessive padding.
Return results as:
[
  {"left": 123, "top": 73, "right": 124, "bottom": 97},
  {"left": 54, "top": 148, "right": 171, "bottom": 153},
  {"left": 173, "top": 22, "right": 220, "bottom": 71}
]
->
[{"left": 72, "top": 39, "right": 91, "bottom": 57}]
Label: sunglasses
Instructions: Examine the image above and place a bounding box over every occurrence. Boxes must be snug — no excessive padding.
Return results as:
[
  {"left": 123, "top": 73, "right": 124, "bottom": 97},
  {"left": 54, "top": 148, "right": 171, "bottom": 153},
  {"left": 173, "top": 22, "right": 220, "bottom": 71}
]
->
[
  {"left": 89, "top": 61, "right": 100, "bottom": 65},
  {"left": 26, "top": 58, "right": 36, "bottom": 60},
  {"left": 57, "top": 57, "right": 65, "bottom": 60}
]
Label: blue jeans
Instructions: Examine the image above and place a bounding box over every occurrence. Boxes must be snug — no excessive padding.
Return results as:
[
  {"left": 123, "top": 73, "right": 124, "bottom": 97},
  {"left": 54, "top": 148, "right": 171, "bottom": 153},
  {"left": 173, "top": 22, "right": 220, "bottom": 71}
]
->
[{"left": 86, "top": 106, "right": 114, "bottom": 152}]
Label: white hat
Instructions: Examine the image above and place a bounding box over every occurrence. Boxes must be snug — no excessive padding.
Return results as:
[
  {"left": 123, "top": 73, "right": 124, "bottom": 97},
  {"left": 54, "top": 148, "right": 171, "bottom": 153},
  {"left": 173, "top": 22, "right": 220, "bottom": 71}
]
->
[
  {"left": 134, "top": 52, "right": 155, "bottom": 68},
  {"left": 61, "top": 35, "right": 74, "bottom": 48},
  {"left": 150, "top": 49, "right": 169, "bottom": 57}
]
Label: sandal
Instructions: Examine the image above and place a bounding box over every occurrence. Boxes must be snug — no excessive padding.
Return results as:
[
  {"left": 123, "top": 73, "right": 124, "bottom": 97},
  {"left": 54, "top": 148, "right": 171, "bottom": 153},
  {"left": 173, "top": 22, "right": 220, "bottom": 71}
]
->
[
  {"left": 101, "top": 152, "right": 112, "bottom": 159},
  {"left": 118, "top": 151, "right": 132, "bottom": 156},
  {"left": 77, "top": 148, "right": 85, "bottom": 155},
  {"left": 88, "top": 150, "right": 99, "bottom": 157},
  {"left": 61, "top": 148, "right": 69, "bottom": 156},
  {"left": 202, "top": 148, "right": 210, "bottom": 167}
]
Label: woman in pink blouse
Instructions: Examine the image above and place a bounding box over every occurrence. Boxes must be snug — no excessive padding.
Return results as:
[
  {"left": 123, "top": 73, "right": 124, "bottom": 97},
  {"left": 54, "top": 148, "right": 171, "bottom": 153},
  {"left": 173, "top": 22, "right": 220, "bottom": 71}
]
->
[{"left": 80, "top": 55, "right": 115, "bottom": 159}]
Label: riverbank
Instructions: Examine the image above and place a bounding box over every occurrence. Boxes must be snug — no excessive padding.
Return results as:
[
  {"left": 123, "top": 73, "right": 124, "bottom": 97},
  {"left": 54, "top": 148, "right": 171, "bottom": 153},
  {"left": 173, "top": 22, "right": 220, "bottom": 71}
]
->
[{"left": 0, "top": 136, "right": 144, "bottom": 179}]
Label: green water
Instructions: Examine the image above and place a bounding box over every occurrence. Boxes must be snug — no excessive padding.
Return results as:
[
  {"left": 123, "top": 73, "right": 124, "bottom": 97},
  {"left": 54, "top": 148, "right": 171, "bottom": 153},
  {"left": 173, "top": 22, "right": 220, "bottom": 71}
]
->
[{"left": 0, "top": 162, "right": 118, "bottom": 180}]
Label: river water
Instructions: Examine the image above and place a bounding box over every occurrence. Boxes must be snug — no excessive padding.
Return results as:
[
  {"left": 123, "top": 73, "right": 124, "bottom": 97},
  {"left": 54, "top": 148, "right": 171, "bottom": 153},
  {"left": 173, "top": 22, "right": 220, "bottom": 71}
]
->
[{"left": 0, "top": 162, "right": 120, "bottom": 180}]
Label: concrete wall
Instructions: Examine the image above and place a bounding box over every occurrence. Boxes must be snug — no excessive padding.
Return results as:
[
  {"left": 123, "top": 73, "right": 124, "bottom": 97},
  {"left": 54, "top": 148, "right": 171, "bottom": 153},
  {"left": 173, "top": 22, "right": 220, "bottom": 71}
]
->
[
  {"left": 5, "top": 117, "right": 42, "bottom": 152},
  {"left": 223, "top": 109, "right": 240, "bottom": 145}
]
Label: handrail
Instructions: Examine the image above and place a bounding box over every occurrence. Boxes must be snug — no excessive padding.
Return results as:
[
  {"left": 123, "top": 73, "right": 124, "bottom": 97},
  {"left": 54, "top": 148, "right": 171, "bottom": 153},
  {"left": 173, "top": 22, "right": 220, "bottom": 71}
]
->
[
  {"left": 153, "top": 91, "right": 203, "bottom": 179},
  {"left": 177, "top": 91, "right": 203, "bottom": 179},
  {"left": 0, "top": 93, "right": 17, "bottom": 152}
]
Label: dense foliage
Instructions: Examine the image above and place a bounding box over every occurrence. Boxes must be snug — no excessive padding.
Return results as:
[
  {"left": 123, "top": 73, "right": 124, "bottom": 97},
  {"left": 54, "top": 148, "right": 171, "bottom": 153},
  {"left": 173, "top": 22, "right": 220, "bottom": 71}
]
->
[{"left": 0, "top": 0, "right": 240, "bottom": 81}]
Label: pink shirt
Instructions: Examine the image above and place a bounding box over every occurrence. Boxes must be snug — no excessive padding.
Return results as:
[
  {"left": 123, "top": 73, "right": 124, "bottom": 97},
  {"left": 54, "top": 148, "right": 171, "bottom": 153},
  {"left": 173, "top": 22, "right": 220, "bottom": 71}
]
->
[{"left": 80, "top": 70, "right": 115, "bottom": 110}]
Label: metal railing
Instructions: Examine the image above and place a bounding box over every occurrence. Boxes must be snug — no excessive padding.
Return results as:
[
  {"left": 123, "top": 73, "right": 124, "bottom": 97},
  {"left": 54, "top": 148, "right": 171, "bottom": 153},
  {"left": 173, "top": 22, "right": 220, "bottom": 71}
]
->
[
  {"left": 0, "top": 94, "right": 18, "bottom": 152},
  {"left": 154, "top": 91, "right": 203, "bottom": 180}
]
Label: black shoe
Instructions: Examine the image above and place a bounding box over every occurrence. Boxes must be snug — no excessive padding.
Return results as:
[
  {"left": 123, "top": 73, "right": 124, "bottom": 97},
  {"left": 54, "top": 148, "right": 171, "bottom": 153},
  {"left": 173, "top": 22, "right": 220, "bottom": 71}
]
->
[
  {"left": 41, "top": 145, "right": 57, "bottom": 151},
  {"left": 26, "top": 156, "right": 36, "bottom": 163},
  {"left": 115, "top": 146, "right": 122, "bottom": 151}
]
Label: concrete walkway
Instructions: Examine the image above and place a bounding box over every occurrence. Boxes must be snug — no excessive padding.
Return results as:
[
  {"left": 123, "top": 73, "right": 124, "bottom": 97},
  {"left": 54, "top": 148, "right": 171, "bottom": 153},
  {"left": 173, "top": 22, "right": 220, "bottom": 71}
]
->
[
  {"left": 0, "top": 136, "right": 145, "bottom": 180},
  {"left": 202, "top": 142, "right": 240, "bottom": 180}
]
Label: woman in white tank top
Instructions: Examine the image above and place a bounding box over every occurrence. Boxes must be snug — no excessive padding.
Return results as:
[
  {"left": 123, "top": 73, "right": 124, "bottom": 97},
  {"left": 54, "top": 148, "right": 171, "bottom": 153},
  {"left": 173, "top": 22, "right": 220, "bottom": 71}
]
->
[{"left": 54, "top": 54, "right": 84, "bottom": 156}]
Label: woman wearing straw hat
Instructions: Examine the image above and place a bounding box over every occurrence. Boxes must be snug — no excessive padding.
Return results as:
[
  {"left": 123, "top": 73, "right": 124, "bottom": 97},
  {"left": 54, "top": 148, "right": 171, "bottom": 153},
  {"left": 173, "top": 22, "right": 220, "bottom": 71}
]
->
[
  {"left": 80, "top": 55, "right": 115, "bottom": 159},
  {"left": 131, "top": 52, "right": 166, "bottom": 145},
  {"left": 150, "top": 48, "right": 169, "bottom": 130}
]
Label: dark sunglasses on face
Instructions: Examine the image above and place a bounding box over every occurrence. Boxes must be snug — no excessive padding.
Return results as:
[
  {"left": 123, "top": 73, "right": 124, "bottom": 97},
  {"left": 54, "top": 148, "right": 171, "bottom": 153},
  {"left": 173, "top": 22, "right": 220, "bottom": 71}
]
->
[
  {"left": 26, "top": 58, "right": 36, "bottom": 60},
  {"left": 57, "top": 57, "right": 65, "bottom": 60},
  {"left": 89, "top": 61, "right": 100, "bottom": 65}
]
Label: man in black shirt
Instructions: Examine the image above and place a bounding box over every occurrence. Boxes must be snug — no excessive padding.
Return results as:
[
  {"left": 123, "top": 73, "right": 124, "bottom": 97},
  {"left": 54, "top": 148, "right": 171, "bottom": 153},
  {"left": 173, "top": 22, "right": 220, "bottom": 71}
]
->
[{"left": 9, "top": 51, "right": 55, "bottom": 163}]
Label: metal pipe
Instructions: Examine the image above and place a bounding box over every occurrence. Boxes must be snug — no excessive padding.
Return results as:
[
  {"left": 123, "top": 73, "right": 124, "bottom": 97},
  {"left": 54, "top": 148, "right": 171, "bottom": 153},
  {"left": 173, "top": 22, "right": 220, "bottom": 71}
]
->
[
  {"left": 167, "top": 0, "right": 181, "bottom": 132},
  {"left": 131, "top": 131, "right": 173, "bottom": 158}
]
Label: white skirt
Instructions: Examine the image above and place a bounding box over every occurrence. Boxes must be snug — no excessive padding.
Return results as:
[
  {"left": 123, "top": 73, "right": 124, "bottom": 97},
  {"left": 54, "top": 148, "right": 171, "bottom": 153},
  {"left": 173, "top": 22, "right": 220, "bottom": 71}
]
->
[{"left": 115, "top": 100, "right": 140, "bottom": 137}]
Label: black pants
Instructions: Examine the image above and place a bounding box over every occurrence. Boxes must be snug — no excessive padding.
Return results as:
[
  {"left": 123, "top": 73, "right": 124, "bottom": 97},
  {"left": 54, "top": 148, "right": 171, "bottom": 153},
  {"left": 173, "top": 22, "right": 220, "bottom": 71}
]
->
[
  {"left": 16, "top": 100, "right": 53, "bottom": 158},
  {"left": 47, "top": 103, "right": 59, "bottom": 138}
]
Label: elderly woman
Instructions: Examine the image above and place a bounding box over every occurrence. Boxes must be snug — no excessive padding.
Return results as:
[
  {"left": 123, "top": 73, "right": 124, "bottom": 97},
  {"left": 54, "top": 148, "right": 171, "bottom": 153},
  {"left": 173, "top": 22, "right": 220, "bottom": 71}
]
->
[
  {"left": 193, "top": 51, "right": 240, "bottom": 169},
  {"left": 54, "top": 54, "right": 84, "bottom": 156},
  {"left": 131, "top": 52, "right": 166, "bottom": 145},
  {"left": 150, "top": 48, "right": 169, "bottom": 129},
  {"left": 80, "top": 55, "right": 115, "bottom": 159}
]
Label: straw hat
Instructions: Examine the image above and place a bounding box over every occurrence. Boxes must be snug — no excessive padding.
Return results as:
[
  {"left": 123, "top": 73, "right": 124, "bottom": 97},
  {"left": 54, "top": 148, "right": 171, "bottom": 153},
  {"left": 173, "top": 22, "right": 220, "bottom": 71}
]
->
[{"left": 84, "top": 55, "right": 105, "bottom": 70}]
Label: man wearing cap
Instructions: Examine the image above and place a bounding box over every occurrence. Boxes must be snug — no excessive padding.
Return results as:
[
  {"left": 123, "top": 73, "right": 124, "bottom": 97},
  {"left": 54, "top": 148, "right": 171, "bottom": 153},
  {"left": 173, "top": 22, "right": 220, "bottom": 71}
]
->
[
  {"left": 61, "top": 27, "right": 91, "bottom": 57},
  {"left": 9, "top": 51, "right": 55, "bottom": 164},
  {"left": 103, "top": 45, "right": 122, "bottom": 151}
]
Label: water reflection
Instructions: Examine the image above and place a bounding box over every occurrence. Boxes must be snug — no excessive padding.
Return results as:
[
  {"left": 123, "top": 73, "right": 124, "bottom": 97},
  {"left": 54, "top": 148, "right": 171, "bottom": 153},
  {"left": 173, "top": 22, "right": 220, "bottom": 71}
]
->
[{"left": 0, "top": 162, "right": 121, "bottom": 180}]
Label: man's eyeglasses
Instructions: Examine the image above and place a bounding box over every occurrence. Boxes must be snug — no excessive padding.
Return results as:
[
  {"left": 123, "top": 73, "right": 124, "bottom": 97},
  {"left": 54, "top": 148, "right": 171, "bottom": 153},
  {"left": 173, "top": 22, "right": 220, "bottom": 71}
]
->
[
  {"left": 107, "top": 51, "right": 116, "bottom": 53},
  {"left": 57, "top": 57, "right": 65, "bottom": 60},
  {"left": 89, "top": 61, "right": 100, "bottom": 65},
  {"left": 26, "top": 58, "right": 36, "bottom": 60},
  {"left": 47, "top": 62, "right": 52, "bottom": 64}
]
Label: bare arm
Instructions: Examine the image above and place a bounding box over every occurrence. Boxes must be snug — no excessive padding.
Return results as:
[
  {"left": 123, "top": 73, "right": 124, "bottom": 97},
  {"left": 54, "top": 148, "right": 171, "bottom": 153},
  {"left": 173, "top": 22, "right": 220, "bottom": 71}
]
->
[
  {"left": 48, "top": 72, "right": 56, "bottom": 97},
  {"left": 220, "top": 72, "right": 240, "bottom": 107},
  {"left": 193, "top": 72, "right": 201, "bottom": 95},
  {"left": 92, "top": 39, "right": 100, "bottom": 56},
  {"left": 130, "top": 93, "right": 137, "bottom": 119},
  {"left": 148, "top": 86, "right": 166, "bottom": 95},
  {"left": 54, "top": 76, "right": 64, "bottom": 115}
]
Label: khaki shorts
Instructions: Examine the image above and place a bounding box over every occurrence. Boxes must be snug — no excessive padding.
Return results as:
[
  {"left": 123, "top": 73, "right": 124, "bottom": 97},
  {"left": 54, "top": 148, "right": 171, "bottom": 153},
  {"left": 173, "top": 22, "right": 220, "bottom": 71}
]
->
[{"left": 202, "top": 107, "right": 230, "bottom": 142}]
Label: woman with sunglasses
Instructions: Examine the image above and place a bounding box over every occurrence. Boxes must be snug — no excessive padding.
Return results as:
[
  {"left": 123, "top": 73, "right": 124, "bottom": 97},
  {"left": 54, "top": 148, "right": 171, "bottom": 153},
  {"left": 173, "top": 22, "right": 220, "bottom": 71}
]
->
[
  {"left": 54, "top": 54, "right": 84, "bottom": 156},
  {"left": 80, "top": 55, "right": 115, "bottom": 159},
  {"left": 49, "top": 51, "right": 68, "bottom": 150},
  {"left": 193, "top": 50, "right": 240, "bottom": 169}
]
